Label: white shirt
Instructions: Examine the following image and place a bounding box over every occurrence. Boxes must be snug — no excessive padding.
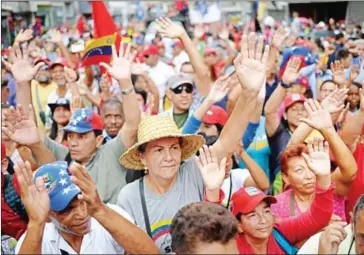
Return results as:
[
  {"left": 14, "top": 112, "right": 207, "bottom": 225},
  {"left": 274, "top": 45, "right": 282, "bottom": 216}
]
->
[
  {"left": 221, "top": 169, "right": 251, "bottom": 208},
  {"left": 15, "top": 204, "right": 134, "bottom": 254},
  {"left": 47, "top": 89, "right": 72, "bottom": 104},
  {"left": 173, "top": 51, "right": 190, "bottom": 73},
  {"left": 145, "top": 61, "right": 175, "bottom": 110}
]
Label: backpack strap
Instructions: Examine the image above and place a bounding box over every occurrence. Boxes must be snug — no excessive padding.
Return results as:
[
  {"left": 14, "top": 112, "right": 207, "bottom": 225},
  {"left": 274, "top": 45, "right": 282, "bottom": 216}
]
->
[{"left": 272, "top": 227, "right": 298, "bottom": 255}]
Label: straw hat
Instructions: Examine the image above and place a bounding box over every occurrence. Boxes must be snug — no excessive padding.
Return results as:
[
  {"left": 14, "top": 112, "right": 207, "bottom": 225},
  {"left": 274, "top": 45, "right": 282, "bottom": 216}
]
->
[{"left": 119, "top": 115, "right": 205, "bottom": 170}]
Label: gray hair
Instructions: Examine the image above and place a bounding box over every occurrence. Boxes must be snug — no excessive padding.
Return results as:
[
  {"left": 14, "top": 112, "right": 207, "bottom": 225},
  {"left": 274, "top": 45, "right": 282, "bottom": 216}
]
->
[{"left": 353, "top": 194, "right": 364, "bottom": 227}]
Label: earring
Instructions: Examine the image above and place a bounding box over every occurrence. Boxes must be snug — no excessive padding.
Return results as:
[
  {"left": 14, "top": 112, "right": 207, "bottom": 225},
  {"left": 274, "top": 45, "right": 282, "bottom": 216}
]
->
[{"left": 144, "top": 167, "right": 149, "bottom": 175}]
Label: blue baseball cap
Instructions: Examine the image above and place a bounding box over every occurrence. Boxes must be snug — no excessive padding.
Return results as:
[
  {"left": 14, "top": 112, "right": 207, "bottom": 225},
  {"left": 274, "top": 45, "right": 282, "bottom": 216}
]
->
[
  {"left": 34, "top": 161, "right": 81, "bottom": 212},
  {"left": 62, "top": 108, "right": 104, "bottom": 134}
]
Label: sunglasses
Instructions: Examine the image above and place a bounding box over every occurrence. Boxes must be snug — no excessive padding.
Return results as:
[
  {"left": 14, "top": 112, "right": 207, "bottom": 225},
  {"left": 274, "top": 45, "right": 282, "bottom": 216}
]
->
[{"left": 171, "top": 84, "right": 193, "bottom": 94}]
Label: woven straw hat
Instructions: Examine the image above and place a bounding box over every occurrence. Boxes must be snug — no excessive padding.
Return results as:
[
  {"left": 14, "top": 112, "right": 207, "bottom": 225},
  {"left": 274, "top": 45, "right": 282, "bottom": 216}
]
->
[{"left": 119, "top": 115, "right": 205, "bottom": 170}]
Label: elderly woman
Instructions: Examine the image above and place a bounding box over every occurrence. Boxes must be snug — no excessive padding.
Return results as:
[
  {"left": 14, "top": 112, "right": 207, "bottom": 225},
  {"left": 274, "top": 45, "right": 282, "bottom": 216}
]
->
[
  {"left": 271, "top": 99, "right": 358, "bottom": 221},
  {"left": 117, "top": 27, "right": 270, "bottom": 253}
]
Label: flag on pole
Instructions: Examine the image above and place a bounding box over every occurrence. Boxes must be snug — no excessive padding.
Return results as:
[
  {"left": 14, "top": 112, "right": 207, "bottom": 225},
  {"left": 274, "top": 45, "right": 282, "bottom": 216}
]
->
[{"left": 81, "top": 34, "right": 116, "bottom": 66}]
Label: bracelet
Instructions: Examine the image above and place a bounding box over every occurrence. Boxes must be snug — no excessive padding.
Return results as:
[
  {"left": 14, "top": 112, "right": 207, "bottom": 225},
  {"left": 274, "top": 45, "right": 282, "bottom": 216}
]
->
[{"left": 121, "top": 87, "right": 134, "bottom": 95}]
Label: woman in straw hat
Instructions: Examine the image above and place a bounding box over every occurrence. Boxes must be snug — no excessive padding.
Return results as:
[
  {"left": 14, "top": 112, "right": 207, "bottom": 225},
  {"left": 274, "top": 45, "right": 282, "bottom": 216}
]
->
[{"left": 117, "top": 24, "right": 270, "bottom": 254}]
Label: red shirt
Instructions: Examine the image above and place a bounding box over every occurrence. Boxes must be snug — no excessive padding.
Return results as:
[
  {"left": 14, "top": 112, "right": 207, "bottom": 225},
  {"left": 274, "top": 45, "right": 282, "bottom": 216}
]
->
[
  {"left": 345, "top": 142, "right": 364, "bottom": 221},
  {"left": 236, "top": 184, "right": 335, "bottom": 254}
]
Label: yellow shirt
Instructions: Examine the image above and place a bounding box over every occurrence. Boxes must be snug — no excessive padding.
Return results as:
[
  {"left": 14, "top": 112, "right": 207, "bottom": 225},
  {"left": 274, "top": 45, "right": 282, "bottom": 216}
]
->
[{"left": 31, "top": 80, "right": 57, "bottom": 134}]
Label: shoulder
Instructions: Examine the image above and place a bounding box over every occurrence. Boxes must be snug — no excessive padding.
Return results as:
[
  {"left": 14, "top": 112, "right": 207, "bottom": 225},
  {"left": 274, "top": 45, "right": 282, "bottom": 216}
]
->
[
  {"left": 231, "top": 169, "right": 251, "bottom": 187},
  {"left": 117, "top": 180, "right": 140, "bottom": 204},
  {"left": 105, "top": 204, "right": 135, "bottom": 224}
]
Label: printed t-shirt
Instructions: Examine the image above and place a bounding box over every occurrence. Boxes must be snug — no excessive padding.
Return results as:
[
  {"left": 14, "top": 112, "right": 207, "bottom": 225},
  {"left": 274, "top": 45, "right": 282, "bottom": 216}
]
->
[
  {"left": 44, "top": 134, "right": 127, "bottom": 204},
  {"left": 117, "top": 158, "right": 204, "bottom": 254},
  {"left": 271, "top": 188, "right": 346, "bottom": 221}
]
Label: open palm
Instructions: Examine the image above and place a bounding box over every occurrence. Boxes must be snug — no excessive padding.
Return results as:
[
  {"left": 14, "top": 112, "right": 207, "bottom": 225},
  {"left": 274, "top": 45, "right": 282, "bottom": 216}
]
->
[
  {"left": 15, "top": 160, "right": 50, "bottom": 224},
  {"left": 301, "top": 99, "right": 333, "bottom": 131},
  {"left": 321, "top": 89, "right": 348, "bottom": 113},
  {"left": 282, "top": 57, "right": 301, "bottom": 84},
  {"left": 156, "top": 17, "right": 186, "bottom": 39},
  {"left": 331, "top": 61, "right": 346, "bottom": 87},
  {"left": 302, "top": 138, "right": 331, "bottom": 176},
  {"left": 100, "top": 43, "right": 136, "bottom": 83},
  {"left": 234, "top": 33, "right": 269, "bottom": 93},
  {"left": 206, "top": 74, "right": 231, "bottom": 102},
  {"left": 195, "top": 145, "right": 226, "bottom": 191},
  {"left": 2, "top": 105, "right": 40, "bottom": 146}
]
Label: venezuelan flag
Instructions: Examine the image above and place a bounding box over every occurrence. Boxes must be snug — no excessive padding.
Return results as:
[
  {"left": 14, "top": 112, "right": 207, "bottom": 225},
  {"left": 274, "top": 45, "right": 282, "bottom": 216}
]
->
[{"left": 81, "top": 34, "right": 116, "bottom": 67}]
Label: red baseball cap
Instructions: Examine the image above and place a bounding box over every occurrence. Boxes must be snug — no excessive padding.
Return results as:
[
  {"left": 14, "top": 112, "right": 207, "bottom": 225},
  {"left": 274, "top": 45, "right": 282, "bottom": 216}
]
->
[
  {"left": 202, "top": 105, "right": 228, "bottom": 126},
  {"left": 50, "top": 58, "right": 68, "bottom": 69},
  {"left": 156, "top": 42, "right": 165, "bottom": 48},
  {"left": 298, "top": 76, "right": 309, "bottom": 89},
  {"left": 34, "top": 57, "right": 51, "bottom": 66},
  {"left": 173, "top": 40, "right": 183, "bottom": 48},
  {"left": 283, "top": 93, "right": 307, "bottom": 112},
  {"left": 1, "top": 142, "right": 6, "bottom": 160},
  {"left": 143, "top": 45, "right": 159, "bottom": 57},
  {"left": 204, "top": 48, "right": 218, "bottom": 56},
  {"left": 231, "top": 187, "right": 277, "bottom": 215}
]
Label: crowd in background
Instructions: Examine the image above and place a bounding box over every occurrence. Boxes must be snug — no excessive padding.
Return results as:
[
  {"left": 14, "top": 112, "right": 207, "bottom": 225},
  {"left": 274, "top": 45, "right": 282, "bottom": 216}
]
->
[{"left": 1, "top": 3, "right": 364, "bottom": 255}]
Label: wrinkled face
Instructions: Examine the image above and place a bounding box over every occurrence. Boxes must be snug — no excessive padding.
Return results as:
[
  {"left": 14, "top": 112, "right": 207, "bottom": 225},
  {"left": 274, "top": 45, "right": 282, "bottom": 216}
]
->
[
  {"left": 193, "top": 239, "right": 239, "bottom": 254},
  {"left": 141, "top": 137, "right": 182, "bottom": 181},
  {"left": 198, "top": 123, "right": 219, "bottom": 137},
  {"left": 53, "top": 106, "right": 71, "bottom": 126},
  {"left": 101, "top": 104, "right": 124, "bottom": 138},
  {"left": 51, "top": 65, "right": 67, "bottom": 86},
  {"left": 319, "top": 82, "right": 336, "bottom": 101},
  {"left": 67, "top": 131, "right": 98, "bottom": 164},
  {"left": 285, "top": 102, "right": 308, "bottom": 129},
  {"left": 36, "top": 67, "right": 51, "bottom": 84},
  {"left": 355, "top": 210, "right": 364, "bottom": 255},
  {"left": 168, "top": 84, "right": 193, "bottom": 113},
  {"left": 180, "top": 64, "right": 195, "bottom": 77},
  {"left": 239, "top": 201, "right": 274, "bottom": 240},
  {"left": 50, "top": 198, "right": 91, "bottom": 237},
  {"left": 135, "top": 75, "right": 148, "bottom": 91},
  {"left": 283, "top": 156, "right": 316, "bottom": 194},
  {"left": 204, "top": 53, "right": 218, "bottom": 66},
  {"left": 348, "top": 85, "right": 360, "bottom": 109}
]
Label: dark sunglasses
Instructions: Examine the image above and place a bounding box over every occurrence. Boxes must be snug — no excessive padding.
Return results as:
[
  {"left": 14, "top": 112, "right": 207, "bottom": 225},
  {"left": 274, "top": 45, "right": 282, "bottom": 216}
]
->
[{"left": 171, "top": 84, "right": 193, "bottom": 94}]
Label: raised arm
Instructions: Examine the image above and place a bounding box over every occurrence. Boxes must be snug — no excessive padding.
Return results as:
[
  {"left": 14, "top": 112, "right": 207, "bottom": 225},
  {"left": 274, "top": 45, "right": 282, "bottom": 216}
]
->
[
  {"left": 100, "top": 43, "right": 141, "bottom": 149},
  {"left": 48, "top": 29, "right": 77, "bottom": 69},
  {"left": 300, "top": 99, "right": 357, "bottom": 197},
  {"left": 69, "top": 163, "right": 159, "bottom": 254},
  {"left": 211, "top": 33, "right": 269, "bottom": 162},
  {"left": 156, "top": 17, "right": 213, "bottom": 96},
  {"left": 340, "top": 88, "right": 364, "bottom": 151},
  {"left": 264, "top": 57, "right": 301, "bottom": 136}
]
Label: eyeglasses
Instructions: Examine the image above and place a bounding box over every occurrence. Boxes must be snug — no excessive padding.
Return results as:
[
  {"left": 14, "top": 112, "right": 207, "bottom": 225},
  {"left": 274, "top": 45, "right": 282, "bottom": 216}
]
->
[{"left": 171, "top": 84, "right": 193, "bottom": 94}]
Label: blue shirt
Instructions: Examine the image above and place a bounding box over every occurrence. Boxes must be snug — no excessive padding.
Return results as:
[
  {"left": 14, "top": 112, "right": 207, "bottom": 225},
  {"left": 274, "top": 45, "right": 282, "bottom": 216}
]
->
[{"left": 5, "top": 73, "right": 16, "bottom": 107}]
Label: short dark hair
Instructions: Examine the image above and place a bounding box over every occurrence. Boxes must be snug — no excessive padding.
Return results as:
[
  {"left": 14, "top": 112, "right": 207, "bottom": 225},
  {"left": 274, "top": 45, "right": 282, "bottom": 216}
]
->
[
  {"left": 101, "top": 98, "right": 123, "bottom": 116},
  {"left": 320, "top": 79, "right": 336, "bottom": 90},
  {"left": 351, "top": 81, "right": 362, "bottom": 89},
  {"left": 335, "top": 33, "right": 344, "bottom": 40},
  {"left": 135, "top": 88, "right": 147, "bottom": 105},
  {"left": 353, "top": 195, "right": 364, "bottom": 228},
  {"left": 336, "top": 49, "right": 350, "bottom": 61},
  {"left": 171, "top": 202, "right": 238, "bottom": 254},
  {"left": 137, "top": 137, "right": 183, "bottom": 154}
]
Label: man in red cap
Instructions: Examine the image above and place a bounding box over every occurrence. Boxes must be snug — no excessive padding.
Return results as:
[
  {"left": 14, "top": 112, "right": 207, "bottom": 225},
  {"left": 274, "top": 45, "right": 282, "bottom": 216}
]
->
[
  {"left": 31, "top": 57, "right": 58, "bottom": 133},
  {"left": 290, "top": 76, "right": 310, "bottom": 96},
  {"left": 143, "top": 44, "right": 175, "bottom": 111}
]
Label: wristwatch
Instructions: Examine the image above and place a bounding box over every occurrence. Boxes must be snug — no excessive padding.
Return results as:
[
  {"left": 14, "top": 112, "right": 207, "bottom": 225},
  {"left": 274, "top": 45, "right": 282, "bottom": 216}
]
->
[
  {"left": 121, "top": 87, "right": 134, "bottom": 95},
  {"left": 280, "top": 81, "right": 292, "bottom": 89}
]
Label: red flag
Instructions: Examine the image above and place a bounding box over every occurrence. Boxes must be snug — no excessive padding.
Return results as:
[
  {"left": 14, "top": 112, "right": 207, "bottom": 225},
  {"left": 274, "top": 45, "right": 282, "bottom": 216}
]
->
[
  {"left": 90, "top": 1, "right": 121, "bottom": 71},
  {"left": 76, "top": 15, "right": 86, "bottom": 35}
]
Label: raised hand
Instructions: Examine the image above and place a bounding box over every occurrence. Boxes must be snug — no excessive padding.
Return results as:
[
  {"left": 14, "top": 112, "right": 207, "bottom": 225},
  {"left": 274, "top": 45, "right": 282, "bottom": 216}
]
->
[
  {"left": 218, "top": 27, "right": 229, "bottom": 41},
  {"left": 331, "top": 60, "right": 346, "bottom": 87},
  {"left": 321, "top": 88, "right": 348, "bottom": 113},
  {"left": 15, "top": 160, "right": 50, "bottom": 224},
  {"left": 193, "top": 25, "right": 205, "bottom": 39},
  {"left": 300, "top": 99, "right": 334, "bottom": 131},
  {"left": 2, "top": 43, "right": 44, "bottom": 83},
  {"left": 206, "top": 74, "right": 231, "bottom": 103},
  {"left": 302, "top": 137, "right": 331, "bottom": 176},
  {"left": 2, "top": 105, "right": 40, "bottom": 146},
  {"left": 233, "top": 32, "right": 269, "bottom": 94},
  {"left": 195, "top": 145, "right": 226, "bottom": 192},
  {"left": 100, "top": 43, "right": 136, "bottom": 84},
  {"left": 282, "top": 56, "right": 301, "bottom": 84},
  {"left": 318, "top": 221, "right": 347, "bottom": 254},
  {"left": 15, "top": 29, "right": 33, "bottom": 44},
  {"left": 271, "top": 26, "right": 289, "bottom": 49},
  {"left": 71, "top": 95, "right": 83, "bottom": 113},
  {"left": 350, "top": 65, "right": 359, "bottom": 81},
  {"left": 69, "top": 162, "right": 104, "bottom": 217},
  {"left": 156, "top": 17, "right": 186, "bottom": 39},
  {"left": 64, "top": 66, "right": 78, "bottom": 83},
  {"left": 47, "top": 29, "right": 62, "bottom": 44}
]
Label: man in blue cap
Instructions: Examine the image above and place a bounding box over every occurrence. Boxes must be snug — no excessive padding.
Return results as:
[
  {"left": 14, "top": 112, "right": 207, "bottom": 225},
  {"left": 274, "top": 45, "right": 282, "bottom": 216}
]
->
[{"left": 14, "top": 160, "right": 159, "bottom": 254}]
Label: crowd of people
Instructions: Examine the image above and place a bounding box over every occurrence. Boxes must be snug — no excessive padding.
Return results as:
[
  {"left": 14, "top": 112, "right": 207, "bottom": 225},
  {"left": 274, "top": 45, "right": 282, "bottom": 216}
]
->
[{"left": 1, "top": 7, "right": 364, "bottom": 255}]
